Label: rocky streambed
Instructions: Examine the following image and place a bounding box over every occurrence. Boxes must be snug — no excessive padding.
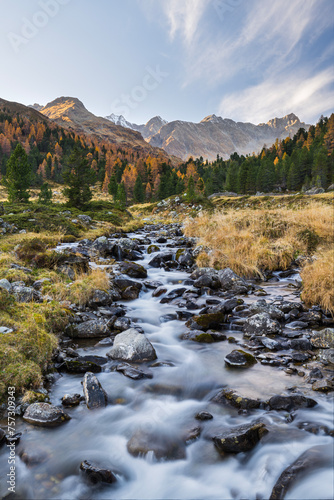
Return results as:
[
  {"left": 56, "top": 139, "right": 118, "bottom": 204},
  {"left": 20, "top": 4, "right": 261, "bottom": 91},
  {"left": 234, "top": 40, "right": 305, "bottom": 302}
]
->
[{"left": 0, "top": 223, "right": 333, "bottom": 499}]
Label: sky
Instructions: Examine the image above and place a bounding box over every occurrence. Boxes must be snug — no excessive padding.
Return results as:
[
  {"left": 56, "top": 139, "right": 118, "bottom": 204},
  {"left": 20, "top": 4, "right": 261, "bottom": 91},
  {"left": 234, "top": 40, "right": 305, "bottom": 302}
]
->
[{"left": 0, "top": 0, "right": 333, "bottom": 125}]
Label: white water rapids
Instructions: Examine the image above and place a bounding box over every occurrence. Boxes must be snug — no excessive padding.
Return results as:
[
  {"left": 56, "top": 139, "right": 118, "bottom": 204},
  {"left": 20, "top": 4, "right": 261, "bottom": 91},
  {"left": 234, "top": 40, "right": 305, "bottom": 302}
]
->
[{"left": 0, "top": 228, "right": 333, "bottom": 499}]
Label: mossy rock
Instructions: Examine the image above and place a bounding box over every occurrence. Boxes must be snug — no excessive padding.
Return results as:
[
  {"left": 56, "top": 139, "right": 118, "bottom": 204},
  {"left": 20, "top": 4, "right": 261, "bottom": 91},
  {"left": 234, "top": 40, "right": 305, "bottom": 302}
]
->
[
  {"left": 176, "top": 249, "right": 185, "bottom": 261},
  {"left": 186, "top": 312, "right": 226, "bottom": 331},
  {"left": 147, "top": 245, "right": 160, "bottom": 254},
  {"left": 224, "top": 349, "right": 257, "bottom": 368}
]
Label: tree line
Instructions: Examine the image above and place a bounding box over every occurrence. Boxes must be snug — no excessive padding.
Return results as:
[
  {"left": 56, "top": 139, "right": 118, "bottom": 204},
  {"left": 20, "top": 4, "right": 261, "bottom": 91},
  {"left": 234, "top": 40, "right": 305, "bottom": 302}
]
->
[{"left": 1, "top": 106, "right": 333, "bottom": 208}]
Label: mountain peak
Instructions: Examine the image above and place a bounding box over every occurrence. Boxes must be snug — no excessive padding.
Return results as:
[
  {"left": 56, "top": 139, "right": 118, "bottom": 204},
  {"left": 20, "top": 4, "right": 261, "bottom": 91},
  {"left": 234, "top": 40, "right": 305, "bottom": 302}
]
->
[
  {"left": 200, "top": 114, "right": 224, "bottom": 124},
  {"left": 265, "top": 113, "right": 301, "bottom": 129}
]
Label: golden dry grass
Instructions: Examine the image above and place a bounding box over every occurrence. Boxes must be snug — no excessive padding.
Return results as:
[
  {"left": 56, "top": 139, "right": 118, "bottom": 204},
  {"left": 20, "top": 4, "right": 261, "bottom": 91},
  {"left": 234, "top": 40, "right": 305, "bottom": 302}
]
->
[
  {"left": 300, "top": 248, "right": 334, "bottom": 315},
  {"left": 184, "top": 204, "right": 334, "bottom": 276},
  {"left": 44, "top": 268, "right": 110, "bottom": 306}
]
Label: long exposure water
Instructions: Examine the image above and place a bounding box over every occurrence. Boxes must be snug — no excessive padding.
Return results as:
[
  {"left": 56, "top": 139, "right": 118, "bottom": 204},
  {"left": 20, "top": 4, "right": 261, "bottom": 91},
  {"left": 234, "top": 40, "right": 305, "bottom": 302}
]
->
[{"left": 0, "top": 227, "right": 333, "bottom": 499}]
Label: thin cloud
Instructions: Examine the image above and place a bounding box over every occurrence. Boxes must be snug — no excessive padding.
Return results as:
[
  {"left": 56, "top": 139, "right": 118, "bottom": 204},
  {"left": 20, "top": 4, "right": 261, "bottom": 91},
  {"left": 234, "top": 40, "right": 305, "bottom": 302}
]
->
[
  {"left": 218, "top": 68, "right": 334, "bottom": 123},
  {"left": 162, "top": 0, "right": 210, "bottom": 45}
]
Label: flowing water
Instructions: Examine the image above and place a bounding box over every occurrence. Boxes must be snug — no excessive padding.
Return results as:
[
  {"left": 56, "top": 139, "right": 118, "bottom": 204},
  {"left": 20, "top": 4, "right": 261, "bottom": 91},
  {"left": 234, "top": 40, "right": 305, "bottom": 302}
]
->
[{"left": 0, "top": 227, "right": 333, "bottom": 499}]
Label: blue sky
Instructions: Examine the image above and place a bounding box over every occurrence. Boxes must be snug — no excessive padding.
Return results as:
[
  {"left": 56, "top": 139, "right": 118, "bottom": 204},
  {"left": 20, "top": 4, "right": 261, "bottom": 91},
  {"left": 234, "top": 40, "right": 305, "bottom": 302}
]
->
[{"left": 0, "top": 0, "right": 333, "bottom": 125}]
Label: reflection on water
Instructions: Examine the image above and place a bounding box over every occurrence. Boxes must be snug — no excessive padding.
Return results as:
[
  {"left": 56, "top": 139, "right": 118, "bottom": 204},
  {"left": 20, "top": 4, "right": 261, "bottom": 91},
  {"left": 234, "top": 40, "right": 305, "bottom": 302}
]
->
[{"left": 0, "top": 230, "right": 333, "bottom": 500}]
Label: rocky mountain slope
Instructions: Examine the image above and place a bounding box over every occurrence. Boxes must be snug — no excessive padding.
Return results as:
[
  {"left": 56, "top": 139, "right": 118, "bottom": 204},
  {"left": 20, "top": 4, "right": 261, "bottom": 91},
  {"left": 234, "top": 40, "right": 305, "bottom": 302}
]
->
[
  {"left": 106, "top": 111, "right": 311, "bottom": 161},
  {"left": 105, "top": 114, "right": 168, "bottom": 141},
  {"left": 146, "top": 113, "right": 311, "bottom": 161},
  {"left": 38, "top": 98, "right": 177, "bottom": 165}
]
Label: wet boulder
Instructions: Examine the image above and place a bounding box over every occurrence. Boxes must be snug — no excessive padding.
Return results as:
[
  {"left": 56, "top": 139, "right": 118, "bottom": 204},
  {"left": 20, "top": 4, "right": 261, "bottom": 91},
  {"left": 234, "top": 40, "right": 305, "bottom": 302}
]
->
[
  {"left": 148, "top": 252, "right": 175, "bottom": 268},
  {"left": 114, "top": 275, "right": 142, "bottom": 300},
  {"left": 80, "top": 460, "right": 117, "bottom": 484},
  {"left": 195, "top": 411, "right": 213, "bottom": 421},
  {"left": 147, "top": 244, "right": 160, "bottom": 254},
  {"left": 182, "top": 329, "right": 226, "bottom": 343},
  {"left": 152, "top": 286, "right": 167, "bottom": 298},
  {"left": 64, "top": 355, "right": 107, "bottom": 373},
  {"left": 92, "top": 236, "right": 114, "bottom": 256},
  {"left": 212, "top": 389, "right": 262, "bottom": 410},
  {"left": 249, "top": 299, "right": 285, "bottom": 321},
  {"left": 213, "top": 421, "right": 268, "bottom": 453},
  {"left": 224, "top": 350, "right": 257, "bottom": 368},
  {"left": 312, "top": 379, "right": 334, "bottom": 392},
  {"left": 116, "top": 362, "right": 153, "bottom": 380},
  {"left": 107, "top": 328, "right": 157, "bottom": 362},
  {"left": 118, "top": 261, "right": 147, "bottom": 279},
  {"left": 127, "top": 430, "right": 186, "bottom": 461},
  {"left": 175, "top": 249, "right": 194, "bottom": 267},
  {"left": 218, "top": 268, "right": 249, "bottom": 294},
  {"left": 270, "top": 445, "right": 332, "bottom": 500},
  {"left": 191, "top": 268, "right": 221, "bottom": 289},
  {"left": 267, "top": 395, "right": 317, "bottom": 412},
  {"left": 69, "top": 319, "right": 112, "bottom": 339},
  {"left": 186, "top": 312, "right": 226, "bottom": 331},
  {"left": 83, "top": 372, "right": 108, "bottom": 409},
  {"left": 114, "top": 317, "right": 131, "bottom": 331},
  {"left": 61, "top": 394, "right": 81, "bottom": 407},
  {"left": 243, "top": 313, "right": 282, "bottom": 336},
  {"left": 23, "top": 403, "right": 71, "bottom": 427}
]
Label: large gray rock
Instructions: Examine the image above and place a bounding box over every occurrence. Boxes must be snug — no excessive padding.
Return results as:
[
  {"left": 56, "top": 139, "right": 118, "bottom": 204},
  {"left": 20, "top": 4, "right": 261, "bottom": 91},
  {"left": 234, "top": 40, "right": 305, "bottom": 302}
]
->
[
  {"left": 107, "top": 328, "right": 157, "bottom": 362},
  {"left": 92, "top": 236, "right": 114, "bottom": 256},
  {"left": 213, "top": 421, "right": 268, "bottom": 453},
  {"left": 249, "top": 299, "right": 285, "bottom": 321},
  {"left": 217, "top": 268, "right": 249, "bottom": 294},
  {"left": 83, "top": 372, "right": 108, "bottom": 409},
  {"left": 243, "top": 313, "right": 282, "bottom": 336},
  {"left": 191, "top": 268, "right": 221, "bottom": 289},
  {"left": 118, "top": 261, "right": 147, "bottom": 279},
  {"left": 23, "top": 403, "right": 70, "bottom": 427},
  {"left": 69, "top": 320, "right": 111, "bottom": 339}
]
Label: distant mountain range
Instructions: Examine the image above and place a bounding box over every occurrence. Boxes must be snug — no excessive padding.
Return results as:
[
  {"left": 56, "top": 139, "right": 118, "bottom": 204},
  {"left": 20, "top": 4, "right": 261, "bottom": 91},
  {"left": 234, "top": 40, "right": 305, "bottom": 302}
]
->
[
  {"left": 30, "top": 98, "right": 311, "bottom": 162},
  {"left": 105, "top": 112, "right": 311, "bottom": 161}
]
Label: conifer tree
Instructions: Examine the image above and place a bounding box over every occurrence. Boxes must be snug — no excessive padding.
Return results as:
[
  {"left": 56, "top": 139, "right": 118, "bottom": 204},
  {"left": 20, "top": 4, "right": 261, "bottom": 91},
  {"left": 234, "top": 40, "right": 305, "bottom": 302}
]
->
[
  {"left": 115, "top": 182, "right": 127, "bottom": 209},
  {"left": 133, "top": 174, "right": 145, "bottom": 203},
  {"left": 63, "top": 146, "right": 95, "bottom": 207},
  {"left": 38, "top": 182, "right": 52, "bottom": 204},
  {"left": 108, "top": 174, "right": 118, "bottom": 200},
  {"left": 4, "top": 143, "right": 32, "bottom": 202}
]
